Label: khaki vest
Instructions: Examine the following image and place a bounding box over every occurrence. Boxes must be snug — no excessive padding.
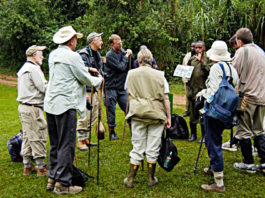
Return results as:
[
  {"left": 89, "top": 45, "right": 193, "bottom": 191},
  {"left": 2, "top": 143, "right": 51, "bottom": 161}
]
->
[{"left": 126, "top": 64, "right": 166, "bottom": 123}]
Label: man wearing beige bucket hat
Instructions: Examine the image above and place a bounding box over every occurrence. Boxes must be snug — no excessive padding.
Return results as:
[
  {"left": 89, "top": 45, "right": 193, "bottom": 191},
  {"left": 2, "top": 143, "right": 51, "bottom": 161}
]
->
[
  {"left": 196, "top": 40, "right": 239, "bottom": 192},
  {"left": 44, "top": 26, "right": 103, "bottom": 195},
  {"left": 17, "top": 45, "right": 49, "bottom": 177}
]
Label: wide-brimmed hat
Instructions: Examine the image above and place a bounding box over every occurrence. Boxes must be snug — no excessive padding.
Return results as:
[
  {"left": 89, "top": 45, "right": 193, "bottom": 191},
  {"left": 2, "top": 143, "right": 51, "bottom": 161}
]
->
[
  {"left": 26, "top": 45, "right": 46, "bottom": 56},
  {"left": 53, "top": 26, "right": 83, "bottom": 44},
  {"left": 207, "top": 40, "right": 231, "bottom": 62},
  {"left": 87, "top": 32, "right": 103, "bottom": 44}
]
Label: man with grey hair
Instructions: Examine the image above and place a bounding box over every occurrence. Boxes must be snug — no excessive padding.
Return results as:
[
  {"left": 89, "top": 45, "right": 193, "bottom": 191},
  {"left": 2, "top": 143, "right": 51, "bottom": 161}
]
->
[
  {"left": 124, "top": 47, "right": 171, "bottom": 188},
  {"left": 76, "top": 32, "right": 104, "bottom": 151},
  {"left": 17, "top": 45, "right": 48, "bottom": 177}
]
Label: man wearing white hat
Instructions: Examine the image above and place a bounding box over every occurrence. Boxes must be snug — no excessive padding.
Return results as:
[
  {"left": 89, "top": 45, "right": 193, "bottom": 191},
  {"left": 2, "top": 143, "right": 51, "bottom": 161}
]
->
[
  {"left": 196, "top": 40, "right": 239, "bottom": 192},
  {"left": 76, "top": 32, "right": 104, "bottom": 151},
  {"left": 44, "top": 26, "right": 103, "bottom": 195},
  {"left": 17, "top": 45, "right": 49, "bottom": 177}
]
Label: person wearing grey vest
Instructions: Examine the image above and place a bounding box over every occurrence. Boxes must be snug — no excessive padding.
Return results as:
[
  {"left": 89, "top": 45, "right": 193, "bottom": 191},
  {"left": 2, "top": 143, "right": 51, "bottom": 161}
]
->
[{"left": 123, "top": 48, "right": 171, "bottom": 188}]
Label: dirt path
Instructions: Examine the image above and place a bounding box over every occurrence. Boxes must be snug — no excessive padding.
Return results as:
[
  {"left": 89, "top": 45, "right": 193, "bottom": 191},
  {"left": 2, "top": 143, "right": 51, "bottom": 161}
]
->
[
  {"left": 0, "top": 74, "right": 17, "bottom": 87},
  {"left": 0, "top": 74, "right": 186, "bottom": 109}
]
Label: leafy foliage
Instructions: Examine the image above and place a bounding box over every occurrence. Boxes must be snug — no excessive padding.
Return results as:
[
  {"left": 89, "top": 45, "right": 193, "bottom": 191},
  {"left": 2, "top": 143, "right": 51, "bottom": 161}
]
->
[{"left": 0, "top": 0, "right": 264, "bottom": 80}]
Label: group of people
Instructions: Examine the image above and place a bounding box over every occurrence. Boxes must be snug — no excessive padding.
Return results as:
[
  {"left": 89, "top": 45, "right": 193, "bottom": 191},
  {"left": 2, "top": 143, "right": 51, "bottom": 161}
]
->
[
  {"left": 16, "top": 25, "right": 264, "bottom": 195},
  {"left": 182, "top": 28, "right": 265, "bottom": 192}
]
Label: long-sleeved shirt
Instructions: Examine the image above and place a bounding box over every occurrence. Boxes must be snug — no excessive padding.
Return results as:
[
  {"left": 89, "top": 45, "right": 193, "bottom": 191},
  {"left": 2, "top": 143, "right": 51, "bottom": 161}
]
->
[
  {"left": 232, "top": 43, "right": 265, "bottom": 105},
  {"left": 201, "top": 62, "right": 239, "bottom": 100},
  {"left": 44, "top": 45, "right": 103, "bottom": 117},
  {"left": 17, "top": 61, "right": 47, "bottom": 105}
]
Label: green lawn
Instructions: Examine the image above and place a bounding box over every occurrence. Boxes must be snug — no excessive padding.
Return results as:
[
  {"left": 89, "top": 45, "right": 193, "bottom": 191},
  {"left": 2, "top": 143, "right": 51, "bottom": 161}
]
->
[{"left": 0, "top": 84, "right": 264, "bottom": 198}]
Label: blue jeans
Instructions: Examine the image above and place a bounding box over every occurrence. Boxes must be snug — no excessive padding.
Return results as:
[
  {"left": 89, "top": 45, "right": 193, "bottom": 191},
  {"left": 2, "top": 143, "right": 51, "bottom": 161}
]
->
[
  {"left": 104, "top": 89, "right": 127, "bottom": 128},
  {"left": 204, "top": 114, "right": 225, "bottom": 172}
]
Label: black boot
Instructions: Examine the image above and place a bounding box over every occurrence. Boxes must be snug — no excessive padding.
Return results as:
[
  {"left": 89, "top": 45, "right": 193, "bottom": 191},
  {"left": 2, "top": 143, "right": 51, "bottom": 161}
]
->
[
  {"left": 188, "top": 122, "right": 197, "bottom": 142},
  {"left": 254, "top": 135, "right": 265, "bottom": 164},
  {"left": 147, "top": 162, "right": 158, "bottom": 187},
  {"left": 109, "top": 128, "right": 119, "bottom": 141},
  {"left": 239, "top": 138, "right": 254, "bottom": 164},
  {"left": 124, "top": 163, "right": 139, "bottom": 188},
  {"left": 198, "top": 124, "right": 205, "bottom": 143}
]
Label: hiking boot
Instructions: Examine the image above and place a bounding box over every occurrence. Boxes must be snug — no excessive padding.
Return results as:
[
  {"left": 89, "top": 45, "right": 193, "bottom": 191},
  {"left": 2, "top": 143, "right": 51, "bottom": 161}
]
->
[
  {"left": 203, "top": 167, "right": 214, "bottom": 176},
  {"left": 256, "top": 163, "right": 265, "bottom": 173},
  {"left": 222, "top": 141, "right": 237, "bottom": 152},
  {"left": 124, "top": 163, "right": 139, "bottom": 188},
  {"left": 77, "top": 140, "right": 88, "bottom": 151},
  {"left": 53, "top": 182, "right": 82, "bottom": 195},
  {"left": 110, "top": 131, "right": 119, "bottom": 140},
  {"left": 37, "top": 164, "right": 49, "bottom": 177},
  {"left": 182, "top": 111, "right": 189, "bottom": 117},
  {"left": 46, "top": 178, "right": 55, "bottom": 191},
  {"left": 233, "top": 162, "right": 256, "bottom": 173},
  {"left": 23, "top": 164, "right": 36, "bottom": 176},
  {"left": 201, "top": 183, "right": 225, "bottom": 192},
  {"left": 147, "top": 163, "right": 158, "bottom": 187},
  {"left": 85, "top": 138, "right": 98, "bottom": 146},
  {"left": 188, "top": 134, "right": 197, "bottom": 142}
]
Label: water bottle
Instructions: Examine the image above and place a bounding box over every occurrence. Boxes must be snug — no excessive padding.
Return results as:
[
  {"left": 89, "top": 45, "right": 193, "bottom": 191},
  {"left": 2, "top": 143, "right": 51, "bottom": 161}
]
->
[{"left": 163, "top": 151, "right": 172, "bottom": 168}]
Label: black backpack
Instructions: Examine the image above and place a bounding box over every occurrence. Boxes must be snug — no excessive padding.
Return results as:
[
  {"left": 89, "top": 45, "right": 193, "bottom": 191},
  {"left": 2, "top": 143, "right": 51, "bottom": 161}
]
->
[
  {"left": 158, "top": 130, "right": 181, "bottom": 172},
  {"left": 7, "top": 130, "right": 23, "bottom": 162},
  {"left": 72, "top": 165, "right": 89, "bottom": 187},
  {"left": 166, "top": 114, "right": 189, "bottom": 139}
]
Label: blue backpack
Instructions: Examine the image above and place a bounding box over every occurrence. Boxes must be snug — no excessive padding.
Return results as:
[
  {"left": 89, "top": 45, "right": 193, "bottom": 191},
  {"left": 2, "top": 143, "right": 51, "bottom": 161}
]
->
[
  {"left": 206, "top": 63, "right": 238, "bottom": 129},
  {"left": 7, "top": 130, "right": 23, "bottom": 162}
]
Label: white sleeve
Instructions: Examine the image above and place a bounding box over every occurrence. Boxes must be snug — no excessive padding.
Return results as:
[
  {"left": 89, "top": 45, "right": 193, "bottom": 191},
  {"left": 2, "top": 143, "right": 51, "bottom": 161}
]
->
[{"left": 164, "top": 78, "right": 169, "bottom": 93}]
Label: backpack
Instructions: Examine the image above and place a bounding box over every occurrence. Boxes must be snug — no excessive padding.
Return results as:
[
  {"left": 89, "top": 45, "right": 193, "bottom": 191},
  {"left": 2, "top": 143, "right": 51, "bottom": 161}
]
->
[
  {"left": 158, "top": 130, "right": 181, "bottom": 172},
  {"left": 166, "top": 114, "right": 189, "bottom": 139},
  {"left": 72, "top": 165, "right": 89, "bottom": 187},
  {"left": 7, "top": 130, "right": 23, "bottom": 162},
  {"left": 206, "top": 63, "right": 238, "bottom": 129}
]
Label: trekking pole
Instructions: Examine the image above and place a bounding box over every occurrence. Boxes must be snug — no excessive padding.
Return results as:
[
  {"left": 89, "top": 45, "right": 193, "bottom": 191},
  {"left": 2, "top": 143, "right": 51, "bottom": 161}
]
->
[
  {"left": 193, "top": 132, "right": 205, "bottom": 173},
  {"left": 88, "top": 87, "right": 94, "bottom": 166},
  {"left": 96, "top": 85, "right": 104, "bottom": 185},
  {"left": 122, "top": 56, "right": 132, "bottom": 142}
]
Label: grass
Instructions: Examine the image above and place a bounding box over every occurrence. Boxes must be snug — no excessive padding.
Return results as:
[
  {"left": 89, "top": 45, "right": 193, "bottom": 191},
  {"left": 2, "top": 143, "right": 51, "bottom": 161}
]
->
[{"left": 0, "top": 83, "right": 265, "bottom": 198}]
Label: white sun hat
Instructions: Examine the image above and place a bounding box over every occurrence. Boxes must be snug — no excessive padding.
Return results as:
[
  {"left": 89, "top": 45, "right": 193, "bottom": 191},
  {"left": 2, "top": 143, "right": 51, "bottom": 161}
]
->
[
  {"left": 53, "top": 26, "right": 83, "bottom": 44},
  {"left": 207, "top": 40, "right": 231, "bottom": 62}
]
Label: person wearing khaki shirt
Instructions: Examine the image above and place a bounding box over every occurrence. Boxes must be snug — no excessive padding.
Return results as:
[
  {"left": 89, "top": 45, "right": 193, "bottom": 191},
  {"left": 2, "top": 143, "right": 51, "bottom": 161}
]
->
[
  {"left": 17, "top": 45, "right": 48, "bottom": 177},
  {"left": 123, "top": 48, "right": 171, "bottom": 188},
  {"left": 232, "top": 28, "right": 265, "bottom": 173}
]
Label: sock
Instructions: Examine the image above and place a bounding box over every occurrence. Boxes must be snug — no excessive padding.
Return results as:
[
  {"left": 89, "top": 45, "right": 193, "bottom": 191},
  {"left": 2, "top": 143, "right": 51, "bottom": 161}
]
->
[
  {"left": 214, "top": 171, "right": 224, "bottom": 187},
  {"left": 23, "top": 156, "right": 31, "bottom": 168},
  {"left": 35, "top": 157, "right": 45, "bottom": 169}
]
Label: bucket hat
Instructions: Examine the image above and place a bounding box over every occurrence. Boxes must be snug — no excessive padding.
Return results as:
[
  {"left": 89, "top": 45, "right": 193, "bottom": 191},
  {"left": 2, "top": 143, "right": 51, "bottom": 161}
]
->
[
  {"left": 207, "top": 40, "right": 231, "bottom": 62},
  {"left": 53, "top": 26, "right": 83, "bottom": 44}
]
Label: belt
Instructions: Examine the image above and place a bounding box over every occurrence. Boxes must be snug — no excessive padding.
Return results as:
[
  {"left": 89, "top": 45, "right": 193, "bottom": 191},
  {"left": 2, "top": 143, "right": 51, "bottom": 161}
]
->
[{"left": 20, "top": 103, "right": 43, "bottom": 110}]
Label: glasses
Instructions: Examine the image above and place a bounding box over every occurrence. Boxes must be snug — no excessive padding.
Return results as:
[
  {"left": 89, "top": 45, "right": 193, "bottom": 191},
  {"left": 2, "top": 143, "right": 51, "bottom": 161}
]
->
[{"left": 114, "top": 41, "right": 122, "bottom": 45}]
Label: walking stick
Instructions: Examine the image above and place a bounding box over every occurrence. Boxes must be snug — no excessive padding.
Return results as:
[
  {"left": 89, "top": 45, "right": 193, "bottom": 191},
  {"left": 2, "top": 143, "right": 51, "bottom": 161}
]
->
[
  {"left": 193, "top": 131, "right": 206, "bottom": 173},
  {"left": 122, "top": 56, "right": 132, "bottom": 142},
  {"left": 96, "top": 84, "right": 105, "bottom": 185},
  {"left": 88, "top": 87, "right": 94, "bottom": 166}
]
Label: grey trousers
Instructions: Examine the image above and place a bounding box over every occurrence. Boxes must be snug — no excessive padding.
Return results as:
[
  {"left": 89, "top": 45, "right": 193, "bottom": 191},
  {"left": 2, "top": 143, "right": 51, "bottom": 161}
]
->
[
  {"left": 235, "top": 103, "right": 265, "bottom": 139},
  {"left": 46, "top": 109, "right": 76, "bottom": 187}
]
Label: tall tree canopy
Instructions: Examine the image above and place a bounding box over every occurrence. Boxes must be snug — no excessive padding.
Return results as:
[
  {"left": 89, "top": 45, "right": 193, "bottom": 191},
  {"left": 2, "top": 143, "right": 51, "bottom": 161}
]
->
[{"left": 0, "top": 0, "right": 264, "bottom": 80}]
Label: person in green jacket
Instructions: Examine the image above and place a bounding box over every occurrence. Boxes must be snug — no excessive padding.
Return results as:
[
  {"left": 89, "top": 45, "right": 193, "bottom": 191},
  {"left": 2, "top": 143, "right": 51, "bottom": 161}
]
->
[{"left": 187, "top": 41, "right": 213, "bottom": 142}]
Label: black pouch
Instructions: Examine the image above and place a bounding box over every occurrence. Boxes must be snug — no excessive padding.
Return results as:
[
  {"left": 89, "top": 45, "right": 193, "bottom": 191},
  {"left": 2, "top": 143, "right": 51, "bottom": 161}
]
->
[
  {"left": 72, "top": 165, "right": 89, "bottom": 187},
  {"left": 236, "top": 92, "right": 247, "bottom": 115},
  {"left": 157, "top": 131, "right": 181, "bottom": 172}
]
